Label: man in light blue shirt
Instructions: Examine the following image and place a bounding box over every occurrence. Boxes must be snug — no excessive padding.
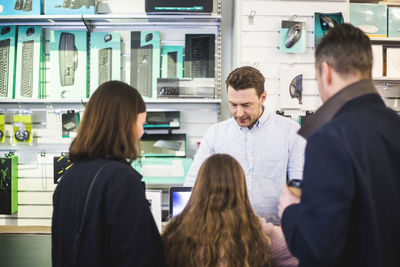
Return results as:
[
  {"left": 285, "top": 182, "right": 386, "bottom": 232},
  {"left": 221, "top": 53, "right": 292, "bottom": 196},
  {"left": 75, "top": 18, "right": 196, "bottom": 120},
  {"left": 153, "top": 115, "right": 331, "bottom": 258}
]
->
[{"left": 184, "top": 66, "right": 306, "bottom": 224}]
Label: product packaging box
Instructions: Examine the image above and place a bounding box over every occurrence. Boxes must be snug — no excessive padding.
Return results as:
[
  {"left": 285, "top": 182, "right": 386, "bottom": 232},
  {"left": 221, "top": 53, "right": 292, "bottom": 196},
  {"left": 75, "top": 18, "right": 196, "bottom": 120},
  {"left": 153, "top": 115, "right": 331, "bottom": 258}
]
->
[
  {"left": 0, "top": 111, "right": 5, "bottom": 143},
  {"left": 388, "top": 7, "right": 400, "bottom": 38},
  {"left": 0, "top": 155, "right": 18, "bottom": 215},
  {"left": 44, "top": 0, "right": 96, "bottom": 15},
  {"left": 15, "top": 26, "right": 44, "bottom": 99},
  {"left": 386, "top": 48, "right": 400, "bottom": 77},
  {"left": 280, "top": 20, "right": 306, "bottom": 54},
  {"left": 280, "top": 66, "right": 303, "bottom": 109},
  {"left": 13, "top": 111, "right": 32, "bottom": 144},
  {"left": 0, "top": 1, "right": 6, "bottom": 15},
  {"left": 5, "top": 0, "right": 42, "bottom": 15},
  {"left": 371, "top": 45, "right": 383, "bottom": 78},
  {"left": 89, "top": 32, "right": 121, "bottom": 97},
  {"left": 314, "top": 12, "right": 344, "bottom": 45},
  {"left": 49, "top": 30, "right": 87, "bottom": 100},
  {"left": 130, "top": 31, "right": 160, "bottom": 99},
  {"left": 184, "top": 34, "right": 215, "bottom": 78},
  {"left": 161, "top": 46, "right": 183, "bottom": 78},
  {"left": 350, "top": 3, "right": 387, "bottom": 37},
  {"left": 0, "top": 25, "right": 17, "bottom": 99}
]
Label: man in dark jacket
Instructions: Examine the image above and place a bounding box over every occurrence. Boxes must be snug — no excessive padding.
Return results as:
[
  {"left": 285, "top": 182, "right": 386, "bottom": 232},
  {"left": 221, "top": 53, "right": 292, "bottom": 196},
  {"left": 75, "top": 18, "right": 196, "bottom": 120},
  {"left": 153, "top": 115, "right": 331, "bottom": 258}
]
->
[{"left": 278, "top": 23, "right": 400, "bottom": 267}]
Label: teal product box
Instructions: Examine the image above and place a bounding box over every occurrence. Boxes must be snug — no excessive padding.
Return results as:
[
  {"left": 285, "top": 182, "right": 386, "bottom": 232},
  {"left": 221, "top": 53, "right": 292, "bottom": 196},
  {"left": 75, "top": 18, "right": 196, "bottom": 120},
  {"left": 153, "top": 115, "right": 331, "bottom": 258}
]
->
[
  {"left": 15, "top": 26, "right": 43, "bottom": 99},
  {"left": 161, "top": 46, "right": 183, "bottom": 78},
  {"left": 280, "top": 20, "right": 306, "bottom": 54},
  {"left": 388, "top": 7, "right": 400, "bottom": 38},
  {"left": 0, "top": 1, "right": 6, "bottom": 15},
  {"left": 49, "top": 30, "right": 87, "bottom": 100},
  {"left": 5, "top": 0, "right": 41, "bottom": 15},
  {"left": 0, "top": 26, "right": 17, "bottom": 99},
  {"left": 350, "top": 3, "right": 387, "bottom": 37},
  {"left": 130, "top": 31, "right": 160, "bottom": 100},
  {"left": 89, "top": 32, "right": 121, "bottom": 97},
  {"left": 314, "top": 12, "right": 344, "bottom": 45},
  {"left": 0, "top": 155, "right": 18, "bottom": 215},
  {"left": 44, "top": 0, "right": 96, "bottom": 15}
]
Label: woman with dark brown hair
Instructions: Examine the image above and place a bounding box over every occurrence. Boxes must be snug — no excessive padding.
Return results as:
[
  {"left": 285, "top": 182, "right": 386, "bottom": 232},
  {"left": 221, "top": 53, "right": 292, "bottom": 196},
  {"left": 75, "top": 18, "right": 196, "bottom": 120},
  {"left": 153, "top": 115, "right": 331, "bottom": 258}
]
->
[
  {"left": 52, "top": 81, "right": 165, "bottom": 267},
  {"left": 162, "top": 153, "right": 271, "bottom": 267}
]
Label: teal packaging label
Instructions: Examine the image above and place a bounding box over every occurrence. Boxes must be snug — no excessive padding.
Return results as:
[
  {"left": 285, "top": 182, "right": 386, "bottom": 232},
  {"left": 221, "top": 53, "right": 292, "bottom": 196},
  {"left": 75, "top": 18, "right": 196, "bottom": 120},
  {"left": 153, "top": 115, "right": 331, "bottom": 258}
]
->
[
  {"left": 350, "top": 3, "right": 387, "bottom": 37},
  {"left": 45, "top": 0, "right": 96, "bottom": 15},
  {"left": 0, "top": 25, "right": 17, "bottom": 99},
  {"left": 5, "top": 0, "right": 41, "bottom": 15},
  {"left": 89, "top": 32, "right": 121, "bottom": 97},
  {"left": 15, "top": 26, "right": 42, "bottom": 99},
  {"left": 161, "top": 46, "right": 184, "bottom": 78},
  {"left": 50, "top": 31, "right": 87, "bottom": 100},
  {"left": 280, "top": 21, "right": 306, "bottom": 54},
  {"left": 388, "top": 7, "right": 400, "bottom": 38}
]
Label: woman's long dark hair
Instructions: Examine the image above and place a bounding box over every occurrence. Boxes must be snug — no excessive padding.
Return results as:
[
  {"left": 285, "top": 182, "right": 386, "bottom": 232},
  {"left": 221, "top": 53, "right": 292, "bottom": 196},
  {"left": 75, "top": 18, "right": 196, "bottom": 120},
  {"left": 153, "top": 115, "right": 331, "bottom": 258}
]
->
[
  {"left": 69, "top": 81, "right": 146, "bottom": 162},
  {"left": 162, "top": 154, "right": 272, "bottom": 267}
]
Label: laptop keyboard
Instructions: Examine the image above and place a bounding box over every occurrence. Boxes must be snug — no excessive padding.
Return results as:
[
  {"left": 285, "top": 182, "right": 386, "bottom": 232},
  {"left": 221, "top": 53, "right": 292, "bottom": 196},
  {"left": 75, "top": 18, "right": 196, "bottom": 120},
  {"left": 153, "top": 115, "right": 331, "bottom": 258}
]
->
[{"left": 98, "top": 47, "right": 112, "bottom": 86}]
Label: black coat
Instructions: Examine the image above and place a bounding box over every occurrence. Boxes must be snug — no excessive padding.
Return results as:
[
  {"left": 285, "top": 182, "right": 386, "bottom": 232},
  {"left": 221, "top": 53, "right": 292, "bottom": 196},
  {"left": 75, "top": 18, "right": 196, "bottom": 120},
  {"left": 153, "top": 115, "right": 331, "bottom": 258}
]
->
[
  {"left": 52, "top": 158, "right": 165, "bottom": 267},
  {"left": 282, "top": 81, "right": 400, "bottom": 267}
]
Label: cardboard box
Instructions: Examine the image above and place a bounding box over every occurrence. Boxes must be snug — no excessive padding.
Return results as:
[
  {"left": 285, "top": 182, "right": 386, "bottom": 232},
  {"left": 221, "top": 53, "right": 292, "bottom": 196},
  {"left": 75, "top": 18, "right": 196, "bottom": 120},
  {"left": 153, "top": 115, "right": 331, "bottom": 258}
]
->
[
  {"left": 49, "top": 30, "right": 87, "bottom": 100},
  {"left": 0, "top": 26, "right": 17, "bottom": 99},
  {"left": 388, "top": 7, "right": 400, "bottom": 37},
  {"left": 350, "top": 3, "right": 387, "bottom": 37},
  {"left": 130, "top": 31, "right": 160, "bottom": 99},
  {"left": 5, "top": 0, "right": 42, "bottom": 15},
  {"left": 44, "top": 0, "right": 96, "bottom": 15},
  {"left": 386, "top": 48, "right": 400, "bottom": 77},
  {"left": 161, "top": 46, "right": 183, "bottom": 78},
  {"left": 15, "top": 26, "right": 43, "bottom": 99},
  {"left": 89, "top": 32, "right": 121, "bottom": 97},
  {"left": 372, "top": 45, "right": 383, "bottom": 78}
]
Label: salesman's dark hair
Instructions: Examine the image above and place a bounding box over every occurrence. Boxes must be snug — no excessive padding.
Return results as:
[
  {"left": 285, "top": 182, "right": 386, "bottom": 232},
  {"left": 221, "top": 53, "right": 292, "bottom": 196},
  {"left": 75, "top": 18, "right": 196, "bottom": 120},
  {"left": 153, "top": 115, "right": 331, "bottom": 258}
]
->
[
  {"left": 69, "top": 81, "right": 146, "bottom": 162},
  {"left": 225, "top": 66, "right": 265, "bottom": 97},
  {"left": 315, "top": 23, "right": 372, "bottom": 78}
]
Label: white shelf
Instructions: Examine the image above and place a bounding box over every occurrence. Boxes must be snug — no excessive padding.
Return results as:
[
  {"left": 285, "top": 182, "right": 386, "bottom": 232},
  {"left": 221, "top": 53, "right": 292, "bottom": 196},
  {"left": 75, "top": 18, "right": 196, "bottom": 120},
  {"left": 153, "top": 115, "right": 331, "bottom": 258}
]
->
[
  {"left": 0, "top": 98, "right": 221, "bottom": 104},
  {"left": 370, "top": 37, "right": 400, "bottom": 42},
  {"left": 373, "top": 77, "right": 400, "bottom": 81}
]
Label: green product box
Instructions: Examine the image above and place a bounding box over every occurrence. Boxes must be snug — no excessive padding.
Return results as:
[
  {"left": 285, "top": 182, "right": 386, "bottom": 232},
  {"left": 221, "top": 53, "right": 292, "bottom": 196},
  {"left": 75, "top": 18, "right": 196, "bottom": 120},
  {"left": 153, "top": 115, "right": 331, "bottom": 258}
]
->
[
  {"left": 49, "top": 30, "right": 88, "bottom": 100},
  {"left": 130, "top": 31, "right": 161, "bottom": 99},
  {"left": 89, "top": 32, "right": 121, "bottom": 97},
  {"left": 15, "top": 26, "right": 44, "bottom": 99},
  {"left": 350, "top": 3, "right": 387, "bottom": 37},
  {"left": 0, "top": 155, "right": 18, "bottom": 215},
  {"left": 388, "top": 7, "right": 400, "bottom": 38},
  {"left": 0, "top": 26, "right": 17, "bottom": 99},
  {"left": 161, "top": 46, "right": 183, "bottom": 78}
]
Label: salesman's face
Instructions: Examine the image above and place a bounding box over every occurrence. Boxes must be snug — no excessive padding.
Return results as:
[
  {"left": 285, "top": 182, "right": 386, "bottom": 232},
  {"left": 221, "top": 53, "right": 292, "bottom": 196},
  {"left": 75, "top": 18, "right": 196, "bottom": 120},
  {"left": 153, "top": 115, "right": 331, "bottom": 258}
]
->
[{"left": 228, "top": 86, "right": 266, "bottom": 129}]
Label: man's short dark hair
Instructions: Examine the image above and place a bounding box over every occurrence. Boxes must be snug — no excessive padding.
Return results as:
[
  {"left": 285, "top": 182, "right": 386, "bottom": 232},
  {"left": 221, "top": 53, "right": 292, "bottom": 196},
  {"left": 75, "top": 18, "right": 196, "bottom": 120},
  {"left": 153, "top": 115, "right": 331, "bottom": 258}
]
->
[
  {"left": 225, "top": 66, "right": 265, "bottom": 97},
  {"left": 315, "top": 23, "right": 372, "bottom": 78}
]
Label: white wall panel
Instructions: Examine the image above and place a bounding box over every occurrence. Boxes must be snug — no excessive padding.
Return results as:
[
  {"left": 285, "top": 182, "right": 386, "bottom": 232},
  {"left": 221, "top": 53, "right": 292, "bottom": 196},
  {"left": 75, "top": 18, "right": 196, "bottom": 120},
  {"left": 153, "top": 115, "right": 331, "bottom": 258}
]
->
[
  {"left": 17, "top": 206, "right": 53, "bottom": 218},
  {"left": 18, "top": 192, "right": 53, "bottom": 205}
]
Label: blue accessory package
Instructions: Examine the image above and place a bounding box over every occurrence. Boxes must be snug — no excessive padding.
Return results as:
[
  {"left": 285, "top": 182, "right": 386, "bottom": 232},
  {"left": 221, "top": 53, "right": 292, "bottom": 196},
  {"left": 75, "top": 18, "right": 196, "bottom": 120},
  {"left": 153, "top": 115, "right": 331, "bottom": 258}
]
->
[
  {"left": 350, "top": 3, "right": 387, "bottom": 37},
  {"left": 4, "top": 0, "right": 41, "bottom": 15},
  {"left": 0, "top": 26, "right": 17, "bottom": 99},
  {"left": 280, "top": 20, "right": 306, "bottom": 54},
  {"left": 388, "top": 7, "right": 400, "bottom": 38},
  {"left": 161, "top": 46, "right": 183, "bottom": 78},
  {"left": 44, "top": 0, "right": 96, "bottom": 15},
  {"left": 314, "top": 12, "right": 344, "bottom": 45}
]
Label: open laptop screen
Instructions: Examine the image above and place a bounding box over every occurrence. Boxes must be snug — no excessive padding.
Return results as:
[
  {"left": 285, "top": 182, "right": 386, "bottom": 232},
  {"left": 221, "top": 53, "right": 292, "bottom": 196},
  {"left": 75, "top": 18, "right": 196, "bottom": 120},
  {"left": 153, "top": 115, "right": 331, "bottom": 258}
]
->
[{"left": 169, "top": 187, "right": 192, "bottom": 217}]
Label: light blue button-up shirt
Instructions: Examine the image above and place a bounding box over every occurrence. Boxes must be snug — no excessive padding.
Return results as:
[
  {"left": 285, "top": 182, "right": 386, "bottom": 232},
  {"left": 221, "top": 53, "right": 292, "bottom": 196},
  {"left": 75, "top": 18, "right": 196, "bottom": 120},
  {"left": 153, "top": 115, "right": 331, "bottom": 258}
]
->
[{"left": 184, "top": 109, "right": 306, "bottom": 224}]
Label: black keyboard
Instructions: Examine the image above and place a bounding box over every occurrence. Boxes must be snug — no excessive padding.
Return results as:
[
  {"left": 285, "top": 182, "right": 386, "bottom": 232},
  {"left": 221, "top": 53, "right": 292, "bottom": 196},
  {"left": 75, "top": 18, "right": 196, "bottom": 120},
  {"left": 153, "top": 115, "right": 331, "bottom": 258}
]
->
[{"left": 98, "top": 47, "right": 112, "bottom": 86}]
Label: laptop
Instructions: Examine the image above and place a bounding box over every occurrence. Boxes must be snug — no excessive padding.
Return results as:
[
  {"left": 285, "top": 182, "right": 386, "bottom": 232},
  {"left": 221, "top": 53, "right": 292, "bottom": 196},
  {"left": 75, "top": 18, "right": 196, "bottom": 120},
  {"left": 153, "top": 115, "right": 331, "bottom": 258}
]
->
[{"left": 169, "top": 186, "right": 192, "bottom": 218}]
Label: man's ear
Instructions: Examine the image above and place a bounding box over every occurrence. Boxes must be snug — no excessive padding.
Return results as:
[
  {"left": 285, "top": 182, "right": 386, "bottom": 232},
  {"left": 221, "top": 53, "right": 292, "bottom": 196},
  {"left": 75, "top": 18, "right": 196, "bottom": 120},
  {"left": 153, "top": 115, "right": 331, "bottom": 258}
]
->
[
  {"left": 320, "top": 61, "right": 333, "bottom": 87},
  {"left": 260, "top": 90, "right": 267, "bottom": 104}
]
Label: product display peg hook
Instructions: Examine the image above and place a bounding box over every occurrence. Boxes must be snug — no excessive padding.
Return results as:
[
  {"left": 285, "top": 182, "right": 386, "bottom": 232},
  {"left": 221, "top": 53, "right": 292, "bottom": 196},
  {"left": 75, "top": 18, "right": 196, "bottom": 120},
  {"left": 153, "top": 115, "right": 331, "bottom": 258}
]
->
[
  {"left": 248, "top": 10, "right": 256, "bottom": 25},
  {"left": 288, "top": 15, "right": 298, "bottom": 21}
]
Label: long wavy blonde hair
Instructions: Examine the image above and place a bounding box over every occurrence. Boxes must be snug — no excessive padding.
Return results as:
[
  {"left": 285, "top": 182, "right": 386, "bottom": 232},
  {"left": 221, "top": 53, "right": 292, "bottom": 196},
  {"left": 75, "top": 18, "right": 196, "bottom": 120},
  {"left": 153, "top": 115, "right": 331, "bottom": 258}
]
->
[{"left": 162, "top": 154, "right": 271, "bottom": 267}]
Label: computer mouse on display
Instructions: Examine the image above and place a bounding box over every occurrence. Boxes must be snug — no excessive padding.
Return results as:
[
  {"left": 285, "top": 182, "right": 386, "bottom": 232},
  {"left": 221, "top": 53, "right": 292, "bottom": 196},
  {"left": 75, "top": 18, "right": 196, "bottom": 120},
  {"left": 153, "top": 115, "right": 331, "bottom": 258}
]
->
[
  {"left": 26, "top": 27, "right": 35, "bottom": 36},
  {"left": 1, "top": 26, "right": 11, "bottom": 35},
  {"left": 320, "top": 15, "right": 336, "bottom": 33},
  {"left": 285, "top": 24, "right": 302, "bottom": 48}
]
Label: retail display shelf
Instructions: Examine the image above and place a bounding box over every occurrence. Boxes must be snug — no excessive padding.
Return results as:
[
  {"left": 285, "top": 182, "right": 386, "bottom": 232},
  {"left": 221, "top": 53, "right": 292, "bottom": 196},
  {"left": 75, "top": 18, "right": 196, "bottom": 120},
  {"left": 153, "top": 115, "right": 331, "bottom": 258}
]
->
[
  {"left": 373, "top": 77, "right": 400, "bottom": 81},
  {"left": 0, "top": 98, "right": 221, "bottom": 104},
  {"left": 370, "top": 37, "right": 400, "bottom": 42}
]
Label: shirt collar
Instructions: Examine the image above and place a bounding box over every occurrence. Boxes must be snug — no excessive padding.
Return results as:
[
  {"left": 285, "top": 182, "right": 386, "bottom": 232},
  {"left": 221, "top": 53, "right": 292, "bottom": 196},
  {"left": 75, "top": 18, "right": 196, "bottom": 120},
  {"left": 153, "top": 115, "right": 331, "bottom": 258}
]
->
[{"left": 298, "top": 79, "right": 377, "bottom": 139}]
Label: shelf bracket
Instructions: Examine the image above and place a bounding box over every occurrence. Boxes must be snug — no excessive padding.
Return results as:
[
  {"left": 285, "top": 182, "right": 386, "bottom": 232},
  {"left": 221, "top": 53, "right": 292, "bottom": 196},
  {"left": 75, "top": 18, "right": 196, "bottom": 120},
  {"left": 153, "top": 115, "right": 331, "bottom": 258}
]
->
[{"left": 82, "top": 16, "right": 94, "bottom": 32}]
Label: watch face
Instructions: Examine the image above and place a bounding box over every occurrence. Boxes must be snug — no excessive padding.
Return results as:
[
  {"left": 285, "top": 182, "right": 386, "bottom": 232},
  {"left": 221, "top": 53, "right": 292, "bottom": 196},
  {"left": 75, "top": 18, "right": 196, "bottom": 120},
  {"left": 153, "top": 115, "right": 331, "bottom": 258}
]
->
[
  {"left": 15, "top": 130, "right": 29, "bottom": 141},
  {"left": 287, "top": 179, "right": 302, "bottom": 188}
]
